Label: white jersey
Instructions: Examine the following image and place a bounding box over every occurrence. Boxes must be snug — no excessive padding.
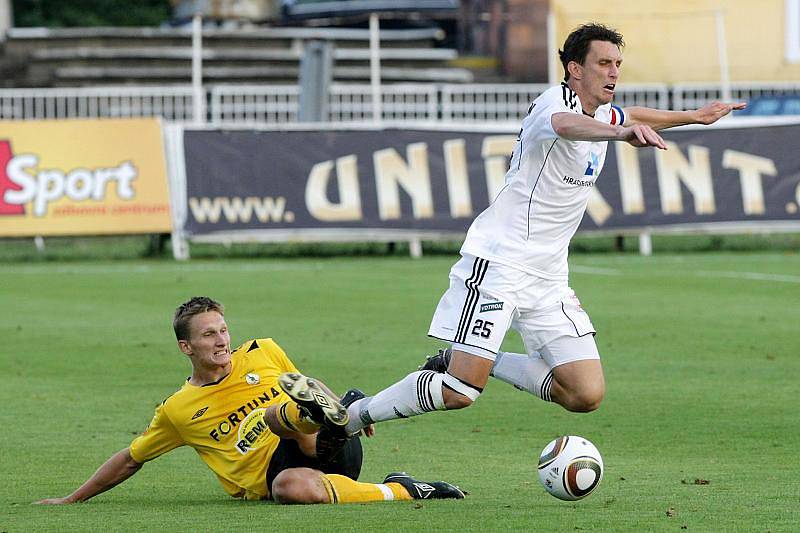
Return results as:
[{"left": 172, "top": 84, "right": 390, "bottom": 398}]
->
[{"left": 460, "top": 83, "right": 625, "bottom": 280}]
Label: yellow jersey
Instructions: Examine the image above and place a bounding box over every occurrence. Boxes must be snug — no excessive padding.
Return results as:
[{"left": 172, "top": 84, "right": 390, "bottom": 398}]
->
[{"left": 129, "top": 338, "right": 299, "bottom": 500}]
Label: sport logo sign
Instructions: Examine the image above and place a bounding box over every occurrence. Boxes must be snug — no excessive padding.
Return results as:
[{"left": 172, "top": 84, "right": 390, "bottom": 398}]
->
[{"left": 0, "top": 139, "right": 138, "bottom": 217}]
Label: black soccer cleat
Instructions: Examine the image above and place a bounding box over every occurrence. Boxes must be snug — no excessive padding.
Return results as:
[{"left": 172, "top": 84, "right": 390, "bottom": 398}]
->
[
  {"left": 315, "top": 425, "right": 347, "bottom": 464},
  {"left": 339, "top": 388, "right": 365, "bottom": 408},
  {"left": 315, "top": 388, "right": 367, "bottom": 463},
  {"left": 383, "top": 472, "right": 465, "bottom": 500},
  {"left": 419, "top": 347, "right": 452, "bottom": 373},
  {"left": 278, "top": 372, "right": 349, "bottom": 430}
]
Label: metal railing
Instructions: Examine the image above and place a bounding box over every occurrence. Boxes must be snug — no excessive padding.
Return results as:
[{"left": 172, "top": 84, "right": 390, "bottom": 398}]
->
[
  {"left": 209, "top": 83, "right": 439, "bottom": 124},
  {"left": 328, "top": 83, "right": 438, "bottom": 122},
  {"left": 441, "top": 83, "right": 548, "bottom": 122},
  {"left": 210, "top": 85, "right": 301, "bottom": 124},
  {"left": 614, "top": 83, "right": 671, "bottom": 109},
  {"left": 440, "top": 83, "right": 670, "bottom": 122},
  {"left": 3, "top": 82, "right": 799, "bottom": 124},
  {"left": 0, "top": 86, "right": 196, "bottom": 121},
  {"left": 672, "top": 81, "right": 800, "bottom": 110}
]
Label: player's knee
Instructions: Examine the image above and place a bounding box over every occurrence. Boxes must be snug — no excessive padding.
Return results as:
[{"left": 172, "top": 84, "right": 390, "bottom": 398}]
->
[
  {"left": 566, "top": 384, "right": 604, "bottom": 413},
  {"left": 271, "top": 469, "right": 327, "bottom": 504}
]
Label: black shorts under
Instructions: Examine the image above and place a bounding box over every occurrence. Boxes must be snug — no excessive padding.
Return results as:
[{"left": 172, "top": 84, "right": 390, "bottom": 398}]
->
[{"left": 265, "top": 436, "right": 363, "bottom": 494}]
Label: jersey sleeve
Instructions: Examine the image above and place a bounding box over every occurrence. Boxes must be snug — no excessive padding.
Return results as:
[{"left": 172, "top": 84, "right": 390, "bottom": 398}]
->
[
  {"left": 521, "top": 85, "right": 578, "bottom": 145},
  {"left": 129, "top": 400, "right": 184, "bottom": 463}
]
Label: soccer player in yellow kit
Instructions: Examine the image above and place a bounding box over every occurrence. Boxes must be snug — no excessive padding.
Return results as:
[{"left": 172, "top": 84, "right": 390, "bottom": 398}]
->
[{"left": 35, "top": 297, "right": 464, "bottom": 505}]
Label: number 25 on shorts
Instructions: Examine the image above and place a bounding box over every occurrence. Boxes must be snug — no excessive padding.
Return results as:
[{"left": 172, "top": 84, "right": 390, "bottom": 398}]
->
[{"left": 471, "top": 319, "right": 494, "bottom": 338}]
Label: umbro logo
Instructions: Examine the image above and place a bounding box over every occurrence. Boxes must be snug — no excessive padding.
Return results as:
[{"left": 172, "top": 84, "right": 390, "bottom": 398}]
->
[
  {"left": 313, "top": 391, "right": 331, "bottom": 408},
  {"left": 413, "top": 482, "right": 437, "bottom": 498},
  {"left": 191, "top": 406, "right": 209, "bottom": 420}
]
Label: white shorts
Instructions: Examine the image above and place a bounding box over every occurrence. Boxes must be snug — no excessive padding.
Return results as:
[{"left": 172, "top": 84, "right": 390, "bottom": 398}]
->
[{"left": 428, "top": 254, "right": 599, "bottom": 366}]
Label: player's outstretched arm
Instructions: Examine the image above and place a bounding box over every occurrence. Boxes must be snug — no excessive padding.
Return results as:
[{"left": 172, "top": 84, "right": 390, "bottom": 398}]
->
[
  {"left": 625, "top": 101, "right": 747, "bottom": 131},
  {"left": 552, "top": 112, "right": 667, "bottom": 149},
  {"left": 34, "top": 447, "right": 143, "bottom": 505}
]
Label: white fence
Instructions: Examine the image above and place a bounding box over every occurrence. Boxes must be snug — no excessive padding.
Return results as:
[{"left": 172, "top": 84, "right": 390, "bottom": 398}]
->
[
  {"left": 0, "top": 86, "right": 196, "bottom": 121},
  {"left": 440, "top": 83, "right": 671, "bottom": 122},
  {"left": 672, "top": 81, "right": 800, "bottom": 111},
  {"left": 2, "top": 82, "right": 800, "bottom": 124},
  {"left": 328, "top": 84, "right": 438, "bottom": 122},
  {"left": 209, "top": 83, "right": 438, "bottom": 124},
  {"left": 212, "top": 83, "right": 668, "bottom": 124},
  {"left": 210, "top": 85, "right": 300, "bottom": 124}
]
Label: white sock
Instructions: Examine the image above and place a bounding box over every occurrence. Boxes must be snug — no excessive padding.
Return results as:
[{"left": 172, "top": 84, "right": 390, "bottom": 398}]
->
[
  {"left": 490, "top": 351, "right": 554, "bottom": 401},
  {"left": 345, "top": 371, "right": 445, "bottom": 434}
]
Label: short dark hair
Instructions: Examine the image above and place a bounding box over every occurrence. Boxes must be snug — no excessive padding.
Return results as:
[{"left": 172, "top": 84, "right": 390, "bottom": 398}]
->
[
  {"left": 559, "top": 23, "right": 624, "bottom": 81},
  {"left": 173, "top": 296, "right": 224, "bottom": 341}
]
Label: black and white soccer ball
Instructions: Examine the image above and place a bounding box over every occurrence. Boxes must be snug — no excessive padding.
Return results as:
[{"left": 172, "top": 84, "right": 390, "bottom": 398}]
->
[{"left": 537, "top": 435, "right": 604, "bottom": 501}]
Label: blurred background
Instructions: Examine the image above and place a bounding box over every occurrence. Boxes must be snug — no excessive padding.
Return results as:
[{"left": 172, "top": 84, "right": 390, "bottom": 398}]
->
[
  {"left": 1, "top": 0, "right": 799, "bottom": 258},
  {"left": 4, "top": 1, "right": 800, "bottom": 86}
]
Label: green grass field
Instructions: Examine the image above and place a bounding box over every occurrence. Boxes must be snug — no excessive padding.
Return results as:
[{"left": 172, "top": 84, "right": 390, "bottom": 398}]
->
[{"left": 2, "top": 251, "right": 799, "bottom": 532}]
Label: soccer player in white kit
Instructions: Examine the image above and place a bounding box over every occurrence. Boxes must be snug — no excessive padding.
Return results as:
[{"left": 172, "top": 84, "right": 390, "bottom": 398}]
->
[{"left": 310, "top": 23, "right": 744, "bottom": 434}]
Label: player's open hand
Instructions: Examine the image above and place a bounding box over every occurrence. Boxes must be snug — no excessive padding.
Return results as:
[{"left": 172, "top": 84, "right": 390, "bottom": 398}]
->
[
  {"left": 621, "top": 124, "right": 667, "bottom": 149},
  {"left": 33, "top": 497, "right": 73, "bottom": 505},
  {"left": 694, "top": 101, "right": 747, "bottom": 125}
]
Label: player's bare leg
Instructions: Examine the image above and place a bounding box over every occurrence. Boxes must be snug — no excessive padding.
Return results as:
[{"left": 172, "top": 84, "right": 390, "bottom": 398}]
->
[
  {"left": 271, "top": 468, "right": 330, "bottom": 504},
  {"left": 263, "top": 407, "right": 319, "bottom": 457},
  {"left": 549, "top": 359, "right": 605, "bottom": 412},
  {"left": 271, "top": 468, "right": 464, "bottom": 504},
  {"left": 264, "top": 406, "right": 301, "bottom": 438},
  {"left": 424, "top": 346, "right": 604, "bottom": 413},
  {"left": 442, "top": 350, "right": 493, "bottom": 408}
]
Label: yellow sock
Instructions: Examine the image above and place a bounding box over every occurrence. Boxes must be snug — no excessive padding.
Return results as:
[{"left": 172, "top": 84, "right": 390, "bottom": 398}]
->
[
  {"left": 275, "top": 402, "right": 319, "bottom": 434},
  {"left": 319, "top": 474, "right": 413, "bottom": 504}
]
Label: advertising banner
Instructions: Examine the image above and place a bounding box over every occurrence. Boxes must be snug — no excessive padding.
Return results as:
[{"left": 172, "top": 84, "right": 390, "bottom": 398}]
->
[
  {"left": 181, "top": 124, "right": 800, "bottom": 236},
  {"left": 0, "top": 118, "right": 172, "bottom": 237}
]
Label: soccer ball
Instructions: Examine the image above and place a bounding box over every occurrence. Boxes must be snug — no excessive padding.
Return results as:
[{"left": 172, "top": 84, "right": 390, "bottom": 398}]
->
[{"left": 537, "top": 435, "right": 603, "bottom": 501}]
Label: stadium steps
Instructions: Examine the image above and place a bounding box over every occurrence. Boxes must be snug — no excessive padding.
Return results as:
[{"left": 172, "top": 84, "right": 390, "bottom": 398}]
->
[
  {"left": 49, "top": 65, "right": 472, "bottom": 85},
  {"left": 31, "top": 46, "right": 459, "bottom": 62},
  {"left": 6, "top": 25, "right": 448, "bottom": 47},
  {"left": 3, "top": 26, "right": 472, "bottom": 87}
]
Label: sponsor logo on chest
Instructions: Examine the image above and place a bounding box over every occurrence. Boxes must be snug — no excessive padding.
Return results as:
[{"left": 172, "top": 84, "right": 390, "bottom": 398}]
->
[
  {"left": 205, "top": 385, "right": 284, "bottom": 454},
  {"left": 562, "top": 175, "right": 595, "bottom": 187}
]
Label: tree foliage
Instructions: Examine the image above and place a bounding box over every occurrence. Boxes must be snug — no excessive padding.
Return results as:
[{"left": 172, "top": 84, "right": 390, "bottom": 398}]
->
[{"left": 12, "top": 0, "right": 171, "bottom": 27}]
